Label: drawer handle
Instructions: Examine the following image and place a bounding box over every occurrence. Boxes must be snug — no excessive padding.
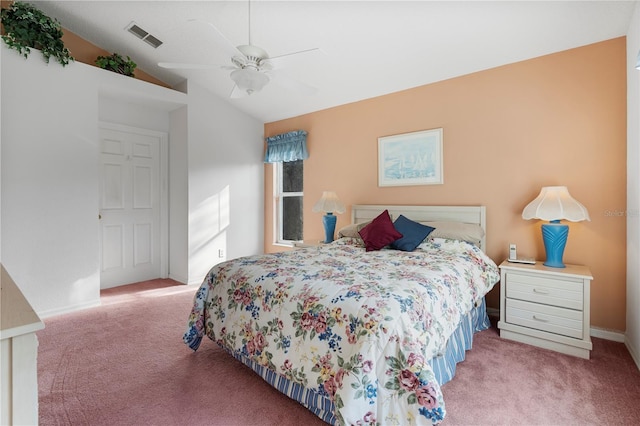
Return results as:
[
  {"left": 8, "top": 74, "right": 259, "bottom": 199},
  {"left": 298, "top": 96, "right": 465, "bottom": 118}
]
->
[
  {"left": 533, "top": 288, "right": 549, "bottom": 295},
  {"left": 532, "top": 315, "right": 549, "bottom": 322}
]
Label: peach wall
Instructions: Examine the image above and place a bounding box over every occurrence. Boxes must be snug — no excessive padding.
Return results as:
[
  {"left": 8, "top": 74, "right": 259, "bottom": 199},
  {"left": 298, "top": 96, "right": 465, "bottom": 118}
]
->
[
  {"left": 264, "top": 37, "right": 627, "bottom": 332},
  {"left": 61, "top": 30, "right": 169, "bottom": 87}
]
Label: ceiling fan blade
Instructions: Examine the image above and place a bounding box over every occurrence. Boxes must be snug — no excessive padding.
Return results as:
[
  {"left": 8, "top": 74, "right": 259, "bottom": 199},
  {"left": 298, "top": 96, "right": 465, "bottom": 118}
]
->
[
  {"left": 189, "top": 19, "right": 245, "bottom": 59},
  {"left": 268, "top": 69, "right": 318, "bottom": 96},
  {"left": 158, "top": 62, "right": 219, "bottom": 69},
  {"left": 268, "top": 48, "right": 324, "bottom": 69}
]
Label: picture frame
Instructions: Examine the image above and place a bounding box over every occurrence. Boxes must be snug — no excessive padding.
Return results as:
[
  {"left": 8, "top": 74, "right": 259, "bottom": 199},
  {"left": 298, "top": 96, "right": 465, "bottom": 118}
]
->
[{"left": 378, "top": 128, "right": 444, "bottom": 187}]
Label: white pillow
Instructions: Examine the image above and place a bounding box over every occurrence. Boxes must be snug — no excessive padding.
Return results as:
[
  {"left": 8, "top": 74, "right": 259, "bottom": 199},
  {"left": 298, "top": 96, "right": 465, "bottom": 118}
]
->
[
  {"left": 336, "top": 221, "right": 371, "bottom": 240},
  {"left": 420, "top": 221, "right": 485, "bottom": 246}
]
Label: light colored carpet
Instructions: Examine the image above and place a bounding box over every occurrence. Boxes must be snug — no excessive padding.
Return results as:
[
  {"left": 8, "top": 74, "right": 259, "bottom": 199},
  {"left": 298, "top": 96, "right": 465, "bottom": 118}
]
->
[{"left": 37, "top": 279, "right": 640, "bottom": 425}]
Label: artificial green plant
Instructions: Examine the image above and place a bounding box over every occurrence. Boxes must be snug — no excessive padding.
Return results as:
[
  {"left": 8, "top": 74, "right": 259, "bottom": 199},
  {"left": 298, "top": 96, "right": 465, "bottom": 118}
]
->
[
  {"left": 95, "top": 52, "right": 137, "bottom": 77},
  {"left": 0, "top": 1, "right": 73, "bottom": 66}
]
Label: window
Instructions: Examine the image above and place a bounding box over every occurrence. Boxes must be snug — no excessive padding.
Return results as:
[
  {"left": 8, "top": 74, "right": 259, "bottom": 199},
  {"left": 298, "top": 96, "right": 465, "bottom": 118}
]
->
[
  {"left": 265, "top": 129, "right": 308, "bottom": 245},
  {"left": 274, "top": 160, "right": 303, "bottom": 244}
]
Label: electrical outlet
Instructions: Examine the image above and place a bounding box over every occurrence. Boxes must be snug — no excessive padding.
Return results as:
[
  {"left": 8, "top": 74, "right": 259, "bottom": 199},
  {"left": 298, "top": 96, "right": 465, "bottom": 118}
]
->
[{"left": 218, "top": 249, "right": 225, "bottom": 258}]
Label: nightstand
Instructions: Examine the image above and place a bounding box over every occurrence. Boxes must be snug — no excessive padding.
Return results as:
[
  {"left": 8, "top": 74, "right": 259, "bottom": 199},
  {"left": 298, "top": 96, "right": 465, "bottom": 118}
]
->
[{"left": 497, "top": 260, "right": 593, "bottom": 359}]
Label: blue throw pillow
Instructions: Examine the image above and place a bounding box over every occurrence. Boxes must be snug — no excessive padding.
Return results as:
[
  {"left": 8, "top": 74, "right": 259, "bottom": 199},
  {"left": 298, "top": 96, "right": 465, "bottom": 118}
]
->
[{"left": 391, "top": 215, "right": 435, "bottom": 251}]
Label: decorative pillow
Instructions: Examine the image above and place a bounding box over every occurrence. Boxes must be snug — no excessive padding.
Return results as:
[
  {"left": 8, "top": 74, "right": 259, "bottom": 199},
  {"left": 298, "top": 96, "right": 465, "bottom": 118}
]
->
[
  {"left": 390, "top": 215, "right": 435, "bottom": 251},
  {"left": 337, "top": 221, "right": 371, "bottom": 240},
  {"left": 420, "top": 221, "right": 485, "bottom": 246},
  {"left": 358, "top": 210, "right": 403, "bottom": 251}
]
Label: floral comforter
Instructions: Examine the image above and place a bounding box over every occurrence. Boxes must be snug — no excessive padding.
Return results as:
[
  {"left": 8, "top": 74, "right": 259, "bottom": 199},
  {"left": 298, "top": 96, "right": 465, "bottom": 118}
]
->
[{"left": 184, "top": 237, "right": 499, "bottom": 425}]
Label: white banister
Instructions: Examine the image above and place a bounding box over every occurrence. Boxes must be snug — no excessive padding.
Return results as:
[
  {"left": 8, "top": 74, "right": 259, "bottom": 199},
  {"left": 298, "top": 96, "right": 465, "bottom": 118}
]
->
[{"left": 1, "top": 264, "right": 44, "bottom": 425}]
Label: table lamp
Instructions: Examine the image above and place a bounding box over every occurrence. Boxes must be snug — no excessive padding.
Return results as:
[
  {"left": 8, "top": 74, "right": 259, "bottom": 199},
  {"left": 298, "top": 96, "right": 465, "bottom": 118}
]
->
[
  {"left": 312, "top": 191, "right": 346, "bottom": 243},
  {"left": 522, "top": 186, "right": 590, "bottom": 268}
]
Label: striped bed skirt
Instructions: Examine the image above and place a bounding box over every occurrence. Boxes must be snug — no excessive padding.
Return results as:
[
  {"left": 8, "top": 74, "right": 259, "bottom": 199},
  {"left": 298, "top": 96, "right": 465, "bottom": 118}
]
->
[{"left": 223, "top": 297, "right": 491, "bottom": 425}]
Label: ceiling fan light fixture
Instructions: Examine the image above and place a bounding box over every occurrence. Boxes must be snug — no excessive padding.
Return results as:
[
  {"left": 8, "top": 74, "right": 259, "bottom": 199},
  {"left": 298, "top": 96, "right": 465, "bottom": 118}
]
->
[{"left": 230, "top": 68, "right": 270, "bottom": 95}]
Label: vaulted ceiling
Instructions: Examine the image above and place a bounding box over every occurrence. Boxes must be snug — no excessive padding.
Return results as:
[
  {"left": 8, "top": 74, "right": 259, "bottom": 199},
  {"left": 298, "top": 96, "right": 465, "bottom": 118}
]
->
[{"left": 33, "top": 1, "right": 635, "bottom": 122}]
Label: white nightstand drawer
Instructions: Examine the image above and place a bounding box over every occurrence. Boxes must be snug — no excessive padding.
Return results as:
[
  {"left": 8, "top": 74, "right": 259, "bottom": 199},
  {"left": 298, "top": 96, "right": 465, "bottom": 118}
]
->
[
  {"left": 505, "top": 272, "right": 583, "bottom": 310},
  {"left": 506, "top": 298, "right": 583, "bottom": 339}
]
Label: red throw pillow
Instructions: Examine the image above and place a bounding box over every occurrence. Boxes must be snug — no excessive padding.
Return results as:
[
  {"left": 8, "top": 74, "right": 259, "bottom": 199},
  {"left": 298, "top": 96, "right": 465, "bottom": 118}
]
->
[{"left": 358, "top": 209, "right": 403, "bottom": 251}]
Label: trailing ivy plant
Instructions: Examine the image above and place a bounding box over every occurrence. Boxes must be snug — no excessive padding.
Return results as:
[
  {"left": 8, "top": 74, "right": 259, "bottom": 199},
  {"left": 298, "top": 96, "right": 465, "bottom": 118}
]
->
[
  {"left": 0, "top": 1, "right": 73, "bottom": 66},
  {"left": 95, "top": 53, "right": 137, "bottom": 77}
]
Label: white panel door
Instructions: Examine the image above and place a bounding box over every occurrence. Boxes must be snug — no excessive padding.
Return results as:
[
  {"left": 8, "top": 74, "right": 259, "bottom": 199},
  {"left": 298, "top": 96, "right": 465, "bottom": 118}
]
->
[{"left": 99, "top": 126, "right": 163, "bottom": 288}]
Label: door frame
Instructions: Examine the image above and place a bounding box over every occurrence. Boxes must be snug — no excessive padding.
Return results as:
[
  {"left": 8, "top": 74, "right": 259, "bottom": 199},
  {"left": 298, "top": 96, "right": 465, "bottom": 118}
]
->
[{"left": 98, "top": 121, "right": 169, "bottom": 282}]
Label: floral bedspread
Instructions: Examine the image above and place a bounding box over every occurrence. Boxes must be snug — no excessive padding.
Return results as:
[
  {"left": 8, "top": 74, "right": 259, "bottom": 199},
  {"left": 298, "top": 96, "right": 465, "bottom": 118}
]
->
[{"left": 184, "top": 237, "right": 499, "bottom": 425}]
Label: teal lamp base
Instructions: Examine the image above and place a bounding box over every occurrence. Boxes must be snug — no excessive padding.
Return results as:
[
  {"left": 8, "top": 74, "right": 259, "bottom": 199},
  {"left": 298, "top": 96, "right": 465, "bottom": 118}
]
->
[
  {"left": 541, "top": 221, "right": 569, "bottom": 268},
  {"left": 322, "top": 213, "right": 337, "bottom": 243}
]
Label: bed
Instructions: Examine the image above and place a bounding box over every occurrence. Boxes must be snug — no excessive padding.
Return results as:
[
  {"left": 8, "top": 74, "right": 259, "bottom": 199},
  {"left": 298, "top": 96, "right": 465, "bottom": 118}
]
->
[{"left": 184, "top": 205, "right": 500, "bottom": 425}]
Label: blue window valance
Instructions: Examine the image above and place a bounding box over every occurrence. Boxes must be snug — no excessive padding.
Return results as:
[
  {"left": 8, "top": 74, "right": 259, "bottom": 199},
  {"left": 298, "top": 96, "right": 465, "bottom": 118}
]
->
[{"left": 264, "top": 130, "right": 309, "bottom": 163}]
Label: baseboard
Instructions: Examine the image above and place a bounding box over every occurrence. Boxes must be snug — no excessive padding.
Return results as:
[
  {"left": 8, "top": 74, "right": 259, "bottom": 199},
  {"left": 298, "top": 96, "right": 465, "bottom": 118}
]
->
[
  {"left": 487, "top": 307, "right": 500, "bottom": 319},
  {"left": 590, "top": 326, "right": 625, "bottom": 342},
  {"left": 625, "top": 337, "right": 640, "bottom": 371},
  {"left": 38, "top": 298, "right": 101, "bottom": 319},
  {"left": 168, "top": 273, "right": 188, "bottom": 285}
]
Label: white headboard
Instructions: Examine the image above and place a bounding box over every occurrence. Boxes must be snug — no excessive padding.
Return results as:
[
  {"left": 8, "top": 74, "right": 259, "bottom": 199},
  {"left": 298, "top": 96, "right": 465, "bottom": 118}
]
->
[{"left": 351, "top": 205, "right": 487, "bottom": 251}]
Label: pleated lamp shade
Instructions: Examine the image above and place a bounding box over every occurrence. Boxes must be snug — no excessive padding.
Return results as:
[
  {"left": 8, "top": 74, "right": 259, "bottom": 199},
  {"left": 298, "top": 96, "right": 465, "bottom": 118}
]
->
[
  {"left": 522, "top": 186, "right": 590, "bottom": 222},
  {"left": 312, "top": 191, "right": 346, "bottom": 214}
]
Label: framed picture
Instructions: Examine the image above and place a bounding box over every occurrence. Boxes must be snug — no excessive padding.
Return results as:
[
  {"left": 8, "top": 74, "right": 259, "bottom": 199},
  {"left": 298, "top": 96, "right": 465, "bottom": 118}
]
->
[{"left": 378, "top": 128, "right": 443, "bottom": 187}]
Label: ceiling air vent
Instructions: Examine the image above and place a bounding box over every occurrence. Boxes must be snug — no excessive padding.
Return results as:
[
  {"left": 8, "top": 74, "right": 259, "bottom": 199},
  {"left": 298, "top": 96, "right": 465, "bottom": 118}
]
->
[{"left": 126, "top": 22, "right": 163, "bottom": 49}]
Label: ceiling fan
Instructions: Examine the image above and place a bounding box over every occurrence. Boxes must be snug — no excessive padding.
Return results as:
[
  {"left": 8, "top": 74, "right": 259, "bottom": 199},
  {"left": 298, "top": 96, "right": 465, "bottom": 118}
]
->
[{"left": 159, "top": 1, "right": 321, "bottom": 98}]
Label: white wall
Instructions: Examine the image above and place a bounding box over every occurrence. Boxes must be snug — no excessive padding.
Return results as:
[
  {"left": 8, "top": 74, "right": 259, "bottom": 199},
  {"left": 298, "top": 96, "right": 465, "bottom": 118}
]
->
[
  {"left": 169, "top": 105, "right": 189, "bottom": 284},
  {"left": 1, "top": 48, "right": 101, "bottom": 316},
  {"left": 627, "top": 1, "right": 640, "bottom": 368},
  {"left": 99, "top": 97, "right": 171, "bottom": 132},
  {"left": 1, "top": 44, "right": 3, "bottom": 264},
  {"left": 186, "top": 80, "right": 264, "bottom": 284},
  {"left": 1, "top": 44, "right": 264, "bottom": 315}
]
